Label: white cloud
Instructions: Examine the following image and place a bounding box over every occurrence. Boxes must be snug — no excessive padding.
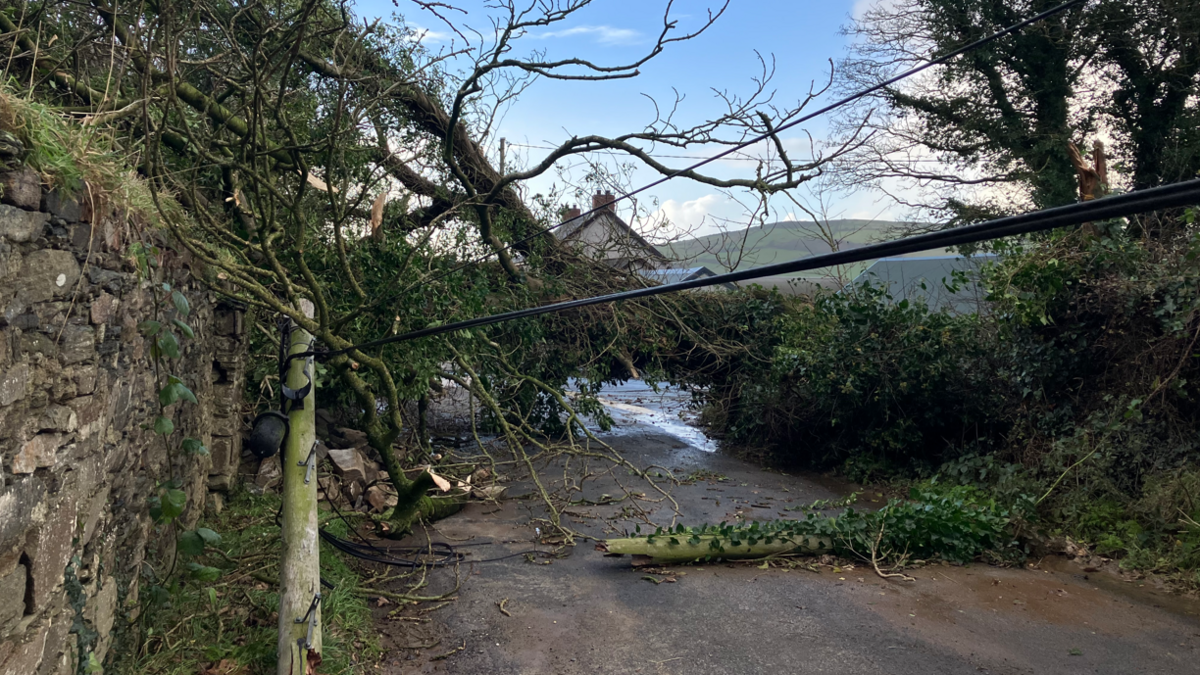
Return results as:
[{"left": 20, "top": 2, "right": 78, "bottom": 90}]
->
[
  {"left": 533, "top": 25, "right": 641, "bottom": 46},
  {"left": 641, "top": 194, "right": 721, "bottom": 238},
  {"left": 406, "top": 26, "right": 452, "bottom": 44}
]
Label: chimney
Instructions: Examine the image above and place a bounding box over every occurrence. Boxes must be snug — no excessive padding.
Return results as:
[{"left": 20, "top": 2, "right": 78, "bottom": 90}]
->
[
  {"left": 592, "top": 191, "right": 615, "bottom": 212},
  {"left": 562, "top": 206, "right": 582, "bottom": 221}
]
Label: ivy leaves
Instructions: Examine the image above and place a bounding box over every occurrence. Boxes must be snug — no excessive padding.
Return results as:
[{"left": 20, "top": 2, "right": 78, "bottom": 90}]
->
[
  {"left": 148, "top": 486, "right": 187, "bottom": 524},
  {"left": 178, "top": 528, "right": 221, "bottom": 556},
  {"left": 180, "top": 529, "right": 222, "bottom": 582},
  {"left": 159, "top": 376, "right": 198, "bottom": 406},
  {"left": 132, "top": 231, "right": 223, "bottom": 603},
  {"left": 181, "top": 437, "right": 208, "bottom": 455},
  {"left": 625, "top": 483, "right": 1013, "bottom": 566},
  {"left": 146, "top": 282, "right": 196, "bottom": 444},
  {"left": 153, "top": 416, "right": 174, "bottom": 436}
]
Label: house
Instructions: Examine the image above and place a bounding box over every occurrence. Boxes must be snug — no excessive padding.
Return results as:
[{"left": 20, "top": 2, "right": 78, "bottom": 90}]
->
[
  {"left": 733, "top": 275, "right": 841, "bottom": 298},
  {"left": 640, "top": 265, "right": 737, "bottom": 291},
  {"left": 557, "top": 192, "right": 669, "bottom": 274},
  {"left": 848, "top": 254, "right": 997, "bottom": 314}
]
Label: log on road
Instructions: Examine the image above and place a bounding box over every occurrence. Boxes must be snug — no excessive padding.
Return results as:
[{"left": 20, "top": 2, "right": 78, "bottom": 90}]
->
[{"left": 599, "top": 533, "right": 830, "bottom": 566}]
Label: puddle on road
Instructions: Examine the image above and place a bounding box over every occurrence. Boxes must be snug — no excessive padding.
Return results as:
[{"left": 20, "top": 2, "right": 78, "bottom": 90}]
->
[{"left": 574, "top": 380, "right": 718, "bottom": 453}]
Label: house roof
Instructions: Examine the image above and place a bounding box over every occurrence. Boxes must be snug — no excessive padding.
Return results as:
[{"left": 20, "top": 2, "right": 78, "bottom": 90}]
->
[
  {"left": 556, "top": 210, "right": 668, "bottom": 261},
  {"left": 640, "top": 265, "right": 737, "bottom": 290},
  {"left": 640, "top": 266, "right": 718, "bottom": 284},
  {"left": 850, "top": 254, "right": 997, "bottom": 314}
]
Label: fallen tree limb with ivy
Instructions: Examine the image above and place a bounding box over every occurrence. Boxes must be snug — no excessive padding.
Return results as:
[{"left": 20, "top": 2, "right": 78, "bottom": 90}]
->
[{"left": 601, "top": 484, "right": 1016, "bottom": 570}]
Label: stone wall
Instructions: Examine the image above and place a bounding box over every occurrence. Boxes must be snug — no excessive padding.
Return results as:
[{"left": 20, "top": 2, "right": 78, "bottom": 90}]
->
[{"left": 0, "top": 165, "right": 247, "bottom": 675}]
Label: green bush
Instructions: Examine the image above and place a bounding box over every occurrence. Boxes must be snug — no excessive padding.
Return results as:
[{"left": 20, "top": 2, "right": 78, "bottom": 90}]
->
[
  {"left": 715, "top": 283, "right": 1007, "bottom": 476},
  {"left": 702, "top": 221, "right": 1200, "bottom": 582}
]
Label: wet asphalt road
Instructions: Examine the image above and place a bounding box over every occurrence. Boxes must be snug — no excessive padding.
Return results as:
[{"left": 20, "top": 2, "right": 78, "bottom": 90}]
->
[{"left": 372, "top": 385, "right": 1200, "bottom": 675}]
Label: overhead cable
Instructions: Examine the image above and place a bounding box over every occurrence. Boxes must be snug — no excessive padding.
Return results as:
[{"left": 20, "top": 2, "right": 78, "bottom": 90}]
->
[
  {"left": 419, "top": 0, "right": 1086, "bottom": 286},
  {"left": 315, "top": 178, "right": 1200, "bottom": 355}
]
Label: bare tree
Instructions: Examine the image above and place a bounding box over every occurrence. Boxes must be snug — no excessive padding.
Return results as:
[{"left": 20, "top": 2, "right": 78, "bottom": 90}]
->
[{"left": 1, "top": 0, "right": 845, "bottom": 532}]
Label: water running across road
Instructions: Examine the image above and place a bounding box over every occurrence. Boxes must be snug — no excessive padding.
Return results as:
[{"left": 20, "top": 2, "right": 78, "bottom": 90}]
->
[{"left": 575, "top": 380, "right": 718, "bottom": 453}]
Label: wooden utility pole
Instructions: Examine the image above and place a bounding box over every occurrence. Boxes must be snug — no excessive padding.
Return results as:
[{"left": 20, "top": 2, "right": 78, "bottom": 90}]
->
[
  {"left": 499, "top": 137, "right": 506, "bottom": 175},
  {"left": 278, "top": 300, "right": 321, "bottom": 675}
]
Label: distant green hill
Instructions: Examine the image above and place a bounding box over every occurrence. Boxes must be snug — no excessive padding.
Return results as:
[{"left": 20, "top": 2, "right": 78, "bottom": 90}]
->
[{"left": 661, "top": 219, "right": 935, "bottom": 278}]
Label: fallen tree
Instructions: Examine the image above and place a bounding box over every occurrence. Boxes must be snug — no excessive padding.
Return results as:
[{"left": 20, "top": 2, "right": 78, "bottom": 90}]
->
[
  {"left": 2, "top": 0, "right": 861, "bottom": 535},
  {"left": 600, "top": 527, "right": 829, "bottom": 566},
  {"left": 601, "top": 485, "right": 1014, "bottom": 569}
]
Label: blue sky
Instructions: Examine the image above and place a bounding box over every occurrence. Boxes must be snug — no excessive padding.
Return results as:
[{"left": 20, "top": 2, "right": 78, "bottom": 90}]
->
[{"left": 355, "top": 0, "right": 896, "bottom": 237}]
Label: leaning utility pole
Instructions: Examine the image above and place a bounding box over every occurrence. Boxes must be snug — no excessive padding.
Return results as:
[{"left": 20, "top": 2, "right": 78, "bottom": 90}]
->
[{"left": 278, "top": 300, "right": 321, "bottom": 674}]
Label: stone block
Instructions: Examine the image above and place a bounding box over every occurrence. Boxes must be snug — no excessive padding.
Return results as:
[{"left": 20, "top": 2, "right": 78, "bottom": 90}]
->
[
  {"left": 70, "top": 365, "right": 98, "bottom": 396},
  {"left": 0, "top": 622, "right": 48, "bottom": 675},
  {"left": 211, "top": 389, "right": 241, "bottom": 418},
  {"left": 9, "top": 313, "right": 36, "bottom": 331},
  {"left": 364, "top": 458, "right": 380, "bottom": 486},
  {"left": 0, "top": 167, "right": 41, "bottom": 211},
  {"left": 24, "top": 491, "right": 77, "bottom": 614},
  {"left": 88, "top": 578, "right": 117, "bottom": 664},
  {"left": 214, "top": 308, "right": 243, "bottom": 337},
  {"left": 65, "top": 396, "right": 103, "bottom": 441},
  {"left": 58, "top": 325, "right": 94, "bottom": 365},
  {"left": 1, "top": 300, "right": 25, "bottom": 327},
  {"left": 0, "top": 205, "right": 48, "bottom": 243},
  {"left": 17, "top": 332, "right": 55, "bottom": 359},
  {"left": 34, "top": 604, "right": 70, "bottom": 675},
  {"left": 89, "top": 293, "right": 117, "bottom": 325},
  {"left": 85, "top": 268, "right": 123, "bottom": 293},
  {"left": 328, "top": 426, "right": 369, "bottom": 449},
  {"left": 101, "top": 216, "right": 123, "bottom": 253},
  {"left": 205, "top": 492, "right": 225, "bottom": 517},
  {"left": 79, "top": 485, "right": 109, "bottom": 548},
  {"left": 15, "top": 250, "right": 80, "bottom": 304},
  {"left": 365, "top": 485, "right": 397, "bottom": 513},
  {"left": 42, "top": 190, "right": 84, "bottom": 223},
  {"left": 207, "top": 436, "right": 237, "bottom": 480},
  {"left": 69, "top": 222, "right": 100, "bottom": 254},
  {"left": 10, "top": 435, "right": 65, "bottom": 474},
  {"left": 0, "top": 477, "right": 45, "bottom": 577},
  {"left": 0, "top": 363, "right": 28, "bottom": 406},
  {"left": 36, "top": 406, "right": 76, "bottom": 433},
  {"left": 327, "top": 446, "right": 366, "bottom": 485},
  {"left": 0, "top": 244, "right": 19, "bottom": 285},
  {"left": 0, "top": 564, "right": 27, "bottom": 638},
  {"left": 255, "top": 455, "right": 281, "bottom": 491}
]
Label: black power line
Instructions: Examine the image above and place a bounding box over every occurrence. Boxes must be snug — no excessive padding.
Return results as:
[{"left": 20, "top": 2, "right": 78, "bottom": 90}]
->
[
  {"left": 409, "top": 0, "right": 1085, "bottom": 290},
  {"left": 314, "top": 178, "right": 1200, "bottom": 356}
]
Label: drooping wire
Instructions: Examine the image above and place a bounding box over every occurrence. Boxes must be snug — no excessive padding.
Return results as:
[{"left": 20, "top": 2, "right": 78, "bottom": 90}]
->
[
  {"left": 299, "top": 0, "right": 1086, "bottom": 367},
  {"left": 303, "top": 177, "right": 1200, "bottom": 359},
  {"left": 401, "top": 0, "right": 1086, "bottom": 296}
]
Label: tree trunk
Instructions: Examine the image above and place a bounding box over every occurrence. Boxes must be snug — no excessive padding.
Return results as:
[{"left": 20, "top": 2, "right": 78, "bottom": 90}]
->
[
  {"left": 385, "top": 471, "right": 465, "bottom": 537},
  {"left": 600, "top": 533, "right": 829, "bottom": 566}
]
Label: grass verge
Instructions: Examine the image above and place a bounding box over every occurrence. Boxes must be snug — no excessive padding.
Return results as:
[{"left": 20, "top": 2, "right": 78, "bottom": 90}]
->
[{"left": 127, "top": 489, "right": 381, "bottom": 675}]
